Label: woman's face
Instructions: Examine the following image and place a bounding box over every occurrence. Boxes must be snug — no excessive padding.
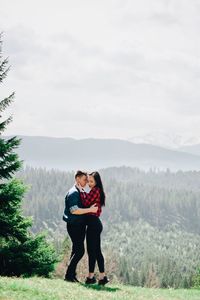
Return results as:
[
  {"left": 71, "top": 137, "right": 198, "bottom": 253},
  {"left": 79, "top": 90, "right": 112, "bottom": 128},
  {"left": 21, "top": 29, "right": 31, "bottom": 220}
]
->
[{"left": 88, "top": 175, "right": 96, "bottom": 188}]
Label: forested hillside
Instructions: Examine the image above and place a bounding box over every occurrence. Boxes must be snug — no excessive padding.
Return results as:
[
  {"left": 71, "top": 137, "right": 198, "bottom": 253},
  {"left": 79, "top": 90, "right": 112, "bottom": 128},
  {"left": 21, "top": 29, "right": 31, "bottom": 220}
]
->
[{"left": 16, "top": 166, "right": 200, "bottom": 288}]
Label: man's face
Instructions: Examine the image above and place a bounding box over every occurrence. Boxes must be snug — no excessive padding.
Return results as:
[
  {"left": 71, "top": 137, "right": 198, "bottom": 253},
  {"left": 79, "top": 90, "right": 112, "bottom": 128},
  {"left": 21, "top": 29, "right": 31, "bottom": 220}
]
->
[{"left": 77, "top": 175, "right": 88, "bottom": 188}]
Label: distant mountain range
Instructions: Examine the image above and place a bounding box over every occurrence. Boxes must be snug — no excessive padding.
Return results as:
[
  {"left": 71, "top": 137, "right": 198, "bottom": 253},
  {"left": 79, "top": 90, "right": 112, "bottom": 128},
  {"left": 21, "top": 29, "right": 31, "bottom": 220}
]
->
[
  {"left": 128, "top": 132, "right": 200, "bottom": 150},
  {"left": 179, "top": 144, "right": 200, "bottom": 156},
  {"left": 3, "top": 135, "right": 200, "bottom": 171}
]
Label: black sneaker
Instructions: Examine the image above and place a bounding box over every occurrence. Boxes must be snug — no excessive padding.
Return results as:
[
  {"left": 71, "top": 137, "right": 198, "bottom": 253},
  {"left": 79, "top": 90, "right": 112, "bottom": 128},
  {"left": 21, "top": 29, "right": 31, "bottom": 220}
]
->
[
  {"left": 98, "top": 276, "right": 109, "bottom": 285},
  {"left": 85, "top": 276, "right": 97, "bottom": 284},
  {"left": 73, "top": 276, "right": 80, "bottom": 283},
  {"left": 64, "top": 276, "right": 79, "bottom": 283}
]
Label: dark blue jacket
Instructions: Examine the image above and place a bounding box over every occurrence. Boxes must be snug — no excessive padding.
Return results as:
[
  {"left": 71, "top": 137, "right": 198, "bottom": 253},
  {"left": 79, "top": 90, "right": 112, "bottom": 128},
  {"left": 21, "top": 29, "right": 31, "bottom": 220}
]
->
[{"left": 63, "top": 185, "right": 86, "bottom": 224}]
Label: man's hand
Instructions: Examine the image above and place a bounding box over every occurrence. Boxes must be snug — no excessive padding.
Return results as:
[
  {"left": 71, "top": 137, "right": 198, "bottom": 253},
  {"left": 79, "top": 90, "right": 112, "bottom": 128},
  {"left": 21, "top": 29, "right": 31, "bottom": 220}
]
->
[{"left": 89, "top": 204, "right": 98, "bottom": 213}]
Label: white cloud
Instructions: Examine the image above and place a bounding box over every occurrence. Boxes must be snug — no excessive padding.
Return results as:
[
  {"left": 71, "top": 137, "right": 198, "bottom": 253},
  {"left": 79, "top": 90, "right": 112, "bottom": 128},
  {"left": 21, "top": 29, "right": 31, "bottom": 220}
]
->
[{"left": 0, "top": 0, "right": 199, "bottom": 140}]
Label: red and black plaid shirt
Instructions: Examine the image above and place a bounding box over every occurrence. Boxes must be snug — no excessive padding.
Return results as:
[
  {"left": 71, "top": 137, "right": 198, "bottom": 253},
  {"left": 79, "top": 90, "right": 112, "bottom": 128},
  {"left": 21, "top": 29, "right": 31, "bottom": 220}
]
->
[{"left": 80, "top": 186, "right": 102, "bottom": 217}]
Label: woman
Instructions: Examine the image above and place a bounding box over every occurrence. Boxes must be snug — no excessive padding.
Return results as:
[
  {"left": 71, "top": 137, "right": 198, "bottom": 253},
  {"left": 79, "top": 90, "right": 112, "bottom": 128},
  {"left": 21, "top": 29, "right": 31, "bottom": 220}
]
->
[{"left": 80, "top": 171, "right": 109, "bottom": 285}]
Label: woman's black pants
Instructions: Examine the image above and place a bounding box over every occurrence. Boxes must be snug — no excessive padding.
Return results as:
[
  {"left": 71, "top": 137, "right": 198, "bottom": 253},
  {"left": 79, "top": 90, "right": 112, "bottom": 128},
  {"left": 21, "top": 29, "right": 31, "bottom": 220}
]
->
[
  {"left": 65, "top": 222, "right": 86, "bottom": 279},
  {"left": 86, "top": 216, "right": 105, "bottom": 273}
]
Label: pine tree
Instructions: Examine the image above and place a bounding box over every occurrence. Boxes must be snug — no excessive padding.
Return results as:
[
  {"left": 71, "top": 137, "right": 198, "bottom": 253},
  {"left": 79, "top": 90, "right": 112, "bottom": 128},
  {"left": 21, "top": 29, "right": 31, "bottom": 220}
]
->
[
  {"left": 0, "top": 33, "right": 57, "bottom": 277},
  {"left": 146, "top": 263, "right": 160, "bottom": 288}
]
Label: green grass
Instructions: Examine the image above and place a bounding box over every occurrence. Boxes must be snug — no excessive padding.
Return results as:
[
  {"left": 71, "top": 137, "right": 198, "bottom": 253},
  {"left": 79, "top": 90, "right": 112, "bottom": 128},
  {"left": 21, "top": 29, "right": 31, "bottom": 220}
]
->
[{"left": 0, "top": 277, "right": 200, "bottom": 300}]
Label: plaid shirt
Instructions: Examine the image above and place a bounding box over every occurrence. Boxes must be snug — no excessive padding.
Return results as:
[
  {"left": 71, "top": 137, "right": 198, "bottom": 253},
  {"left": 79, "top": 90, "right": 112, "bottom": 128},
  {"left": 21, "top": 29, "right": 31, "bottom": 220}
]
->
[{"left": 80, "top": 186, "right": 102, "bottom": 217}]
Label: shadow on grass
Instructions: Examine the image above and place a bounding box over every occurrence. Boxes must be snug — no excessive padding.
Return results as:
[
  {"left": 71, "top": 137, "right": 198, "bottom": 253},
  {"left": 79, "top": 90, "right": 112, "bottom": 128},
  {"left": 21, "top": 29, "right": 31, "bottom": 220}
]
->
[{"left": 80, "top": 283, "right": 120, "bottom": 292}]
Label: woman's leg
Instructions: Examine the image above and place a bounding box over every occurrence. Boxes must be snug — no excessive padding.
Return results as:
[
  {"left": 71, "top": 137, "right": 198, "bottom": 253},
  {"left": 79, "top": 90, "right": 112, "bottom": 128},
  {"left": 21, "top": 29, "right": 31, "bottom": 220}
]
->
[
  {"left": 86, "top": 217, "right": 105, "bottom": 279},
  {"left": 95, "top": 219, "right": 105, "bottom": 279},
  {"left": 86, "top": 224, "right": 97, "bottom": 277}
]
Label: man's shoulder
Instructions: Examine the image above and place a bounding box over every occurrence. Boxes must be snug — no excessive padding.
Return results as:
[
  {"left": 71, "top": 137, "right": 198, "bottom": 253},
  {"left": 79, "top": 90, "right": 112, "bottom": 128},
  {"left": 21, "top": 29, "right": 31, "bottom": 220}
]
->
[{"left": 68, "top": 185, "right": 79, "bottom": 197}]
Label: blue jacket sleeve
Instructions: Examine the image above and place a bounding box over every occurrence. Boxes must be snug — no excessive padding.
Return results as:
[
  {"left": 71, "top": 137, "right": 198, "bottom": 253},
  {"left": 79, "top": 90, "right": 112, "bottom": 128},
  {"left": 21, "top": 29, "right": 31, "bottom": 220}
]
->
[
  {"left": 63, "top": 189, "right": 86, "bottom": 223},
  {"left": 67, "top": 191, "right": 80, "bottom": 213}
]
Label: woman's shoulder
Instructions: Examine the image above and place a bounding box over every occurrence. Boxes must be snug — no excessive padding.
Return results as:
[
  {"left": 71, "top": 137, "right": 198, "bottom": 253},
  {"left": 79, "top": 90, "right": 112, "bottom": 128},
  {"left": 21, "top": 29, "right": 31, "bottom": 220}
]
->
[
  {"left": 92, "top": 186, "right": 101, "bottom": 193},
  {"left": 93, "top": 186, "right": 100, "bottom": 190}
]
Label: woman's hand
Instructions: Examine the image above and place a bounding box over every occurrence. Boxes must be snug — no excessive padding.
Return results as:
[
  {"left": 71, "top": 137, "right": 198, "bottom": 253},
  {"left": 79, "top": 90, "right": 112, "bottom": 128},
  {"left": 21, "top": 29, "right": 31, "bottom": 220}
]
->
[
  {"left": 89, "top": 204, "right": 98, "bottom": 213},
  {"left": 77, "top": 183, "right": 84, "bottom": 191}
]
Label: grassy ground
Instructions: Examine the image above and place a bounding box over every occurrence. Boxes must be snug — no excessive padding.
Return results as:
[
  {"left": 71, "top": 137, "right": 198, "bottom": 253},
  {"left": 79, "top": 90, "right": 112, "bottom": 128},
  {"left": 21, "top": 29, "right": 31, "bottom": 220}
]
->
[{"left": 0, "top": 276, "right": 200, "bottom": 300}]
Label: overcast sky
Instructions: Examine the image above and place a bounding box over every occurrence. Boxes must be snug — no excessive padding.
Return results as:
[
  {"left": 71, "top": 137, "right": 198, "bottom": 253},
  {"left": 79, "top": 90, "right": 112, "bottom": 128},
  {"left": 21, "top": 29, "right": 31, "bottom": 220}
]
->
[{"left": 0, "top": 0, "right": 199, "bottom": 140}]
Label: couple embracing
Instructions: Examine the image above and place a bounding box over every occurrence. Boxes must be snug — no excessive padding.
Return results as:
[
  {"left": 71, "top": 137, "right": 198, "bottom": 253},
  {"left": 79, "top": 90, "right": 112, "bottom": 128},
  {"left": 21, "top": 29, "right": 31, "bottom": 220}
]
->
[{"left": 63, "top": 170, "right": 109, "bottom": 285}]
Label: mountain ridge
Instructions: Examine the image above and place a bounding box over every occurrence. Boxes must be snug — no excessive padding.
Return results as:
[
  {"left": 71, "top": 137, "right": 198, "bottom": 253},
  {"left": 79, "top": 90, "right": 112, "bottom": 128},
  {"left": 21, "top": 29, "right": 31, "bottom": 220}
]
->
[{"left": 3, "top": 135, "right": 200, "bottom": 171}]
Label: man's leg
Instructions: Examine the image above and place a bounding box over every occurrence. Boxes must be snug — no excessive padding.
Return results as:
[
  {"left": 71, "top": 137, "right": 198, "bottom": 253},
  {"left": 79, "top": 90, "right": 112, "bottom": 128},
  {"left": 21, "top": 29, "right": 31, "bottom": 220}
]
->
[{"left": 65, "top": 222, "right": 86, "bottom": 280}]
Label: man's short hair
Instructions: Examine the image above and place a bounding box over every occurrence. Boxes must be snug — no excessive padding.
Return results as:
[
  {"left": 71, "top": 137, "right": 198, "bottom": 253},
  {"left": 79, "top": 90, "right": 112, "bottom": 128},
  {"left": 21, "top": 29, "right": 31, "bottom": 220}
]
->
[{"left": 75, "top": 170, "right": 87, "bottom": 179}]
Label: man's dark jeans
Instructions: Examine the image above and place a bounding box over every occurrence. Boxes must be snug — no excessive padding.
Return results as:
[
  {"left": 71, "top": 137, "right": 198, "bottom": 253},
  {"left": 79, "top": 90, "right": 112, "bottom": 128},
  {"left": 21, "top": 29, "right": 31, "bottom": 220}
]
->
[{"left": 65, "top": 221, "right": 86, "bottom": 279}]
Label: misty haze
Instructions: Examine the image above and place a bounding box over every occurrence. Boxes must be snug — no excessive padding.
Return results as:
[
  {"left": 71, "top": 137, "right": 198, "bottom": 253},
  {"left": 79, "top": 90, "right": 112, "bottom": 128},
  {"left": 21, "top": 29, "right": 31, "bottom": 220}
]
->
[{"left": 1, "top": 1, "right": 200, "bottom": 299}]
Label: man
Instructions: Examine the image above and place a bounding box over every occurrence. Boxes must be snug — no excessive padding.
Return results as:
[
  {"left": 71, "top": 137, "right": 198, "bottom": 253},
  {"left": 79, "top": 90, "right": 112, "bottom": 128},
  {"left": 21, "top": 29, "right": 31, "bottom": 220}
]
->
[{"left": 63, "top": 170, "right": 98, "bottom": 282}]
